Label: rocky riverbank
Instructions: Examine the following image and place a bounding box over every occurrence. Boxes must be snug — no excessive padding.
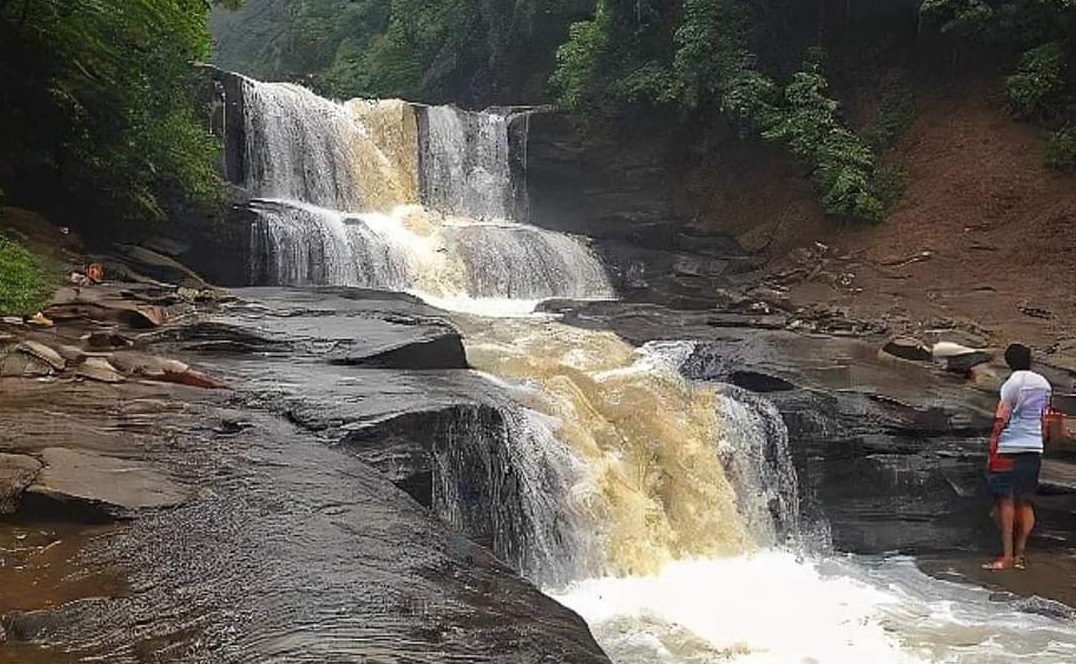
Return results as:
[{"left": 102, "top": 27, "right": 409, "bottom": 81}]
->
[{"left": 0, "top": 273, "right": 610, "bottom": 663}]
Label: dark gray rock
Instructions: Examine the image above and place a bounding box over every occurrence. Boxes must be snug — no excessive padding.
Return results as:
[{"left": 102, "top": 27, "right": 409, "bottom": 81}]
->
[
  {"left": 113, "top": 244, "right": 211, "bottom": 289},
  {"left": 882, "top": 336, "right": 932, "bottom": 362},
  {"left": 328, "top": 330, "right": 468, "bottom": 370}
]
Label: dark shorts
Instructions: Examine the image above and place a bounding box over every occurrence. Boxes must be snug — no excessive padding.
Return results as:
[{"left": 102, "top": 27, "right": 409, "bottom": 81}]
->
[{"left": 986, "top": 452, "right": 1042, "bottom": 501}]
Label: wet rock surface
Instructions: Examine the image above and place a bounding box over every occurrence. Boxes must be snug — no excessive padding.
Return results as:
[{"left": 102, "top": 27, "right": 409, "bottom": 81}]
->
[
  {"left": 0, "top": 286, "right": 610, "bottom": 663},
  {"left": 26, "top": 448, "right": 188, "bottom": 515}
]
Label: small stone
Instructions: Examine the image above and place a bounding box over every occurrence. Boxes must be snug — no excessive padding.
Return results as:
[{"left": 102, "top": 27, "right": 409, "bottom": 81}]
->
[{"left": 75, "top": 357, "right": 125, "bottom": 383}]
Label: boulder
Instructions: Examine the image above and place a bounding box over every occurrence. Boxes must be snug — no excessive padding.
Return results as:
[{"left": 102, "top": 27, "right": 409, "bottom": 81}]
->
[
  {"left": 0, "top": 350, "right": 54, "bottom": 377},
  {"left": 932, "top": 341, "right": 991, "bottom": 373},
  {"left": 108, "top": 351, "right": 227, "bottom": 389},
  {"left": 881, "top": 336, "right": 932, "bottom": 363},
  {"left": 85, "top": 330, "right": 135, "bottom": 350},
  {"left": 16, "top": 340, "right": 66, "bottom": 371},
  {"left": 328, "top": 331, "right": 469, "bottom": 370},
  {"left": 53, "top": 344, "right": 87, "bottom": 363},
  {"left": 113, "top": 244, "right": 211, "bottom": 289},
  {"left": 0, "top": 453, "right": 43, "bottom": 514}
]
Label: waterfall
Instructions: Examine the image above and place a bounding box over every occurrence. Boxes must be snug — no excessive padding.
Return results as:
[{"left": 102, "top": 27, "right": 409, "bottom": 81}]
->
[
  {"left": 418, "top": 105, "right": 513, "bottom": 220},
  {"left": 237, "top": 76, "right": 611, "bottom": 303},
  {"left": 241, "top": 79, "right": 368, "bottom": 211},
  {"left": 713, "top": 384, "right": 801, "bottom": 547},
  {"left": 232, "top": 75, "right": 797, "bottom": 580},
  {"left": 426, "top": 402, "right": 598, "bottom": 586}
]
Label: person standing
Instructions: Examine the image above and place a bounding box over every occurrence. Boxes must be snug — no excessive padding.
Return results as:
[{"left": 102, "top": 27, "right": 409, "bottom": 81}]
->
[{"left": 982, "top": 343, "right": 1051, "bottom": 571}]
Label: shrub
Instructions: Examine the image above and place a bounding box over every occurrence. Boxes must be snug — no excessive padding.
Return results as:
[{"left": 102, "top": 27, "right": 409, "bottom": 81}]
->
[
  {"left": 1007, "top": 41, "right": 1068, "bottom": 119},
  {"left": 0, "top": 235, "right": 50, "bottom": 316},
  {"left": 762, "top": 55, "right": 884, "bottom": 222},
  {"left": 550, "top": 7, "right": 610, "bottom": 112},
  {"left": 1045, "top": 125, "right": 1076, "bottom": 168}
]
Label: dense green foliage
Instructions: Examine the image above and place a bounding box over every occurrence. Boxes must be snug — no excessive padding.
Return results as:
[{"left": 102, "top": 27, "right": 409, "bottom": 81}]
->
[
  {"left": 0, "top": 0, "right": 230, "bottom": 230},
  {"left": 212, "top": 0, "right": 591, "bottom": 104},
  {"left": 0, "top": 234, "right": 49, "bottom": 316},
  {"left": 551, "top": 0, "right": 885, "bottom": 222}
]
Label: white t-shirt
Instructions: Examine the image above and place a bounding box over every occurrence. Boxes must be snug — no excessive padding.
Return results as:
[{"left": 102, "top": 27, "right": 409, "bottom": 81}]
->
[{"left": 997, "top": 370, "right": 1052, "bottom": 454}]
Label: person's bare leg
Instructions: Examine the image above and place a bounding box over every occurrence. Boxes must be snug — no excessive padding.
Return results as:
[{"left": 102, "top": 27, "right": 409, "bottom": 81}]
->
[
  {"left": 1015, "top": 501, "right": 1035, "bottom": 566},
  {"left": 984, "top": 497, "right": 1015, "bottom": 569}
]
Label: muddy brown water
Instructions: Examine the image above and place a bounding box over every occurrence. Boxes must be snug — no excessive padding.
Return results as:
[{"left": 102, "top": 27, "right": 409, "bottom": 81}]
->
[{"left": 0, "top": 522, "right": 123, "bottom": 664}]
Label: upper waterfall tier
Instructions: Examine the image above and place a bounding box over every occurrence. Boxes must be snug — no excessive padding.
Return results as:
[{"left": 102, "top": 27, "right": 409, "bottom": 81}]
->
[{"left": 237, "top": 76, "right": 525, "bottom": 221}]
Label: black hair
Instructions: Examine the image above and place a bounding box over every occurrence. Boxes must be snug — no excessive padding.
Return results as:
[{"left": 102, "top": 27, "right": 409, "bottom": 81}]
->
[{"left": 1004, "top": 343, "right": 1032, "bottom": 371}]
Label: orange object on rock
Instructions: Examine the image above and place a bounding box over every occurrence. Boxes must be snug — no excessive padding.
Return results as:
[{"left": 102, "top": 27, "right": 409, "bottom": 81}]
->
[
  {"left": 86, "top": 263, "right": 104, "bottom": 283},
  {"left": 1045, "top": 407, "right": 1066, "bottom": 445}
]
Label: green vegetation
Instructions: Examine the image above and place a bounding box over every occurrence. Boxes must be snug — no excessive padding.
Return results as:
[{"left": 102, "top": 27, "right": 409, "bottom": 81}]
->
[
  {"left": 550, "top": 1, "right": 885, "bottom": 222},
  {"left": 1045, "top": 125, "right": 1076, "bottom": 168},
  {"left": 0, "top": 234, "right": 49, "bottom": 316},
  {"left": 211, "top": 0, "right": 590, "bottom": 104},
  {"left": 0, "top": 0, "right": 235, "bottom": 231},
  {"left": 1007, "top": 42, "right": 1068, "bottom": 119},
  {"left": 920, "top": 0, "right": 1076, "bottom": 169}
]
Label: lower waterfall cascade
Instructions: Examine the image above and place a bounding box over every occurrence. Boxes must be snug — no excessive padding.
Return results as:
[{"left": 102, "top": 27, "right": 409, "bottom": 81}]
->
[{"left": 228, "top": 73, "right": 1076, "bottom": 664}]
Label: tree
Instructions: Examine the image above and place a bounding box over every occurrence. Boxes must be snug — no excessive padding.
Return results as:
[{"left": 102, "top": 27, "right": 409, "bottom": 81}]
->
[{"left": 0, "top": 0, "right": 235, "bottom": 234}]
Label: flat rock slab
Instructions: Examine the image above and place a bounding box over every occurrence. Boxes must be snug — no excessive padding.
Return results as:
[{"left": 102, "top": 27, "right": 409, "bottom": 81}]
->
[
  {"left": 27, "top": 448, "right": 187, "bottom": 513},
  {"left": 0, "top": 453, "right": 43, "bottom": 514},
  {"left": 1041, "top": 458, "right": 1076, "bottom": 494}
]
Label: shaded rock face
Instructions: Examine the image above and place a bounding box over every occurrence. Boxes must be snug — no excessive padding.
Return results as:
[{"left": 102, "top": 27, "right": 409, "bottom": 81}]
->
[
  {"left": 522, "top": 112, "right": 682, "bottom": 246},
  {"left": 343, "top": 404, "right": 548, "bottom": 573},
  {"left": 521, "top": 112, "right": 760, "bottom": 308},
  {"left": 683, "top": 339, "right": 1076, "bottom": 555}
]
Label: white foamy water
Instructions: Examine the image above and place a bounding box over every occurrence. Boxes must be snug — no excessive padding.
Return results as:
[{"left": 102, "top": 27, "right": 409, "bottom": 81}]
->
[{"left": 550, "top": 551, "right": 1076, "bottom": 664}]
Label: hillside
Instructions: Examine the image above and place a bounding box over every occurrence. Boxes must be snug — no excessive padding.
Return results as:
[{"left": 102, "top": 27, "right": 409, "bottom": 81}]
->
[{"left": 748, "top": 75, "right": 1076, "bottom": 370}]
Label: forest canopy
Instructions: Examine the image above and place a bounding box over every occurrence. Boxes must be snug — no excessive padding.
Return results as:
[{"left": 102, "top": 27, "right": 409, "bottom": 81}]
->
[{"left": 0, "top": 0, "right": 239, "bottom": 233}]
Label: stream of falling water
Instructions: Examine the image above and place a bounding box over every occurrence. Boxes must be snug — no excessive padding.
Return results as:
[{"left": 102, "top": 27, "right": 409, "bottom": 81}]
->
[{"left": 231, "top": 74, "right": 1076, "bottom": 664}]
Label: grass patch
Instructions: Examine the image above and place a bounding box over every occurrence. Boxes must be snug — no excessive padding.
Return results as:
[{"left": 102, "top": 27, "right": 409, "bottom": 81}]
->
[{"left": 0, "top": 234, "right": 51, "bottom": 316}]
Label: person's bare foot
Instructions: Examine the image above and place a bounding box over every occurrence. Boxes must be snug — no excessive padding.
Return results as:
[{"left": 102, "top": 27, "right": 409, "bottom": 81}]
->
[{"left": 981, "top": 557, "right": 1015, "bottom": 571}]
